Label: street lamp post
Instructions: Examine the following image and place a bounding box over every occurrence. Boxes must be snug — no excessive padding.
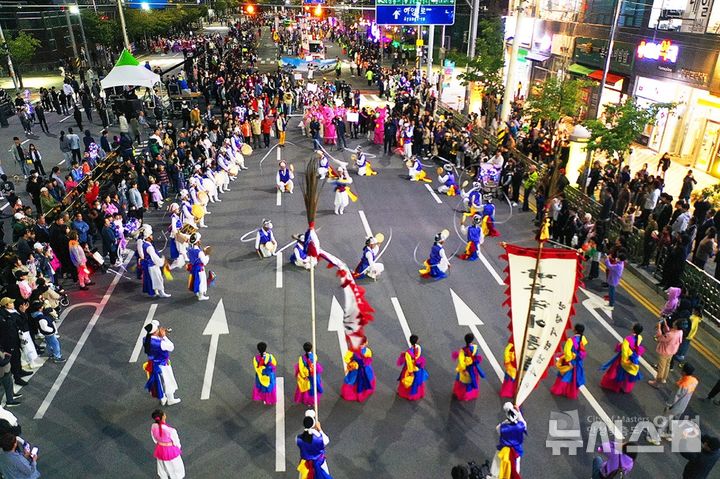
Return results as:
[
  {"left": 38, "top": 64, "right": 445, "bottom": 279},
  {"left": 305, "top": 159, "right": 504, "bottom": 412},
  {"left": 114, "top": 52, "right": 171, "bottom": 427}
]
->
[
  {"left": 0, "top": 22, "right": 19, "bottom": 91},
  {"left": 70, "top": 5, "right": 92, "bottom": 68},
  {"left": 117, "top": 0, "right": 131, "bottom": 51},
  {"left": 64, "top": 4, "right": 80, "bottom": 60},
  {"left": 596, "top": 0, "right": 623, "bottom": 118}
]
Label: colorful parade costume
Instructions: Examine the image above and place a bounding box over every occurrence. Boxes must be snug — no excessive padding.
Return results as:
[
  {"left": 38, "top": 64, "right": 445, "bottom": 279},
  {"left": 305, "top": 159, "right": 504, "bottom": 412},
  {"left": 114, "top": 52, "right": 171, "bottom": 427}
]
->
[
  {"left": 295, "top": 352, "right": 324, "bottom": 407},
  {"left": 599, "top": 334, "right": 645, "bottom": 393},
  {"left": 277, "top": 161, "right": 294, "bottom": 193},
  {"left": 452, "top": 343, "right": 486, "bottom": 401},
  {"left": 151, "top": 420, "right": 185, "bottom": 479},
  {"left": 186, "top": 233, "right": 210, "bottom": 301},
  {"left": 419, "top": 231, "right": 450, "bottom": 279},
  {"left": 355, "top": 148, "right": 377, "bottom": 176},
  {"left": 256, "top": 220, "right": 278, "bottom": 257},
  {"left": 482, "top": 201, "right": 501, "bottom": 237},
  {"left": 353, "top": 236, "right": 384, "bottom": 280},
  {"left": 458, "top": 216, "right": 484, "bottom": 261},
  {"left": 252, "top": 351, "right": 278, "bottom": 405},
  {"left": 143, "top": 322, "right": 180, "bottom": 406},
  {"left": 168, "top": 206, "right": 189, "bottom": 270},
  {"left": 550, "top": 333, "right": 587, "bottom": 399},
  {"left": 340, "top": 346, "right": 376, "bottom": 402},
  {"left": 297, "top": 427, "right": 333, "bottom": 479},
  {"left": 500, "top": 342, "right": 517, "bottom": 398},
  {"left": 290, "top": 234, "right": 311, "bottom": 270},
  {"left": 333, "top": 169, "right": 356, "bottom": 215},
  {"left": 318, "top": 154, "right": 338, "bottom": 180},
  {"left": 437, "top": 165, "right": 458, "bottom": 196},
  {"left": 491, "top": 403, "right": 527, "bottom": 479},
  {"left": 461, "top": 184, "right": 482, "bottom": 224},
  {"left": 396, "top": 344, "right": 429, "bottom": 401},
  {"left": 407, "top": 157, "right": 432, "bottom": 183}
]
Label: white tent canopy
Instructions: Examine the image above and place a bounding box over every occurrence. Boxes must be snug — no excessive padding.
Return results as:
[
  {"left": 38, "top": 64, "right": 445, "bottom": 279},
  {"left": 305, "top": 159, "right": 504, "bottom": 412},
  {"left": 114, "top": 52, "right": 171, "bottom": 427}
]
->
[{"left": 100, "top": 49, "right": 160, "bottom": 90}]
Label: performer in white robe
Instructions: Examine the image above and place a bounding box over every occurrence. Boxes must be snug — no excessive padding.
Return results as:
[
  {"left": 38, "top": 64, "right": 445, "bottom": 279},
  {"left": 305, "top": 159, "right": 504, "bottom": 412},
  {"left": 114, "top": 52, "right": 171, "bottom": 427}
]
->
[
  {"left": 187, "top": 233, "right": 210, "bottom": 301},
  {"left": 276, "top": 161, "right": 294, "bottom": 193},
  {"left": 144, "top": 320, "right": 180, "bottom": 405},
  {"left": 289, "top": 234, "right": 311, "bottom": 269},
  {"left": 355, "top": 146, "right": 377, "bottom": 176},
  {"left": 255, "top": 219, "right": 278, "bottom": 258},
  {"left": 353, "top": 236, "right": 384, "bottom": 280},
  {"left": 333, "top": 167, "right": 353, "bottom": 215},
  {"left": 168, "top": 203, "right": 189, "bottom": 270}
]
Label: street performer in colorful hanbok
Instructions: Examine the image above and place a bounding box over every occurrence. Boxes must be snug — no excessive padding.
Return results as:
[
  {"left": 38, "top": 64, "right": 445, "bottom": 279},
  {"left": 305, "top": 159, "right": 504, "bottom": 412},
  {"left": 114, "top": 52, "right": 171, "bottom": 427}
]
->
[
  {"left": 550, "top": 323, "right": 587, "bottom": 400},
  {"left": 168, "top": 203, "right": 190, "bottom": 270},
  {"left": 187, "top": 233, "right": 210, "bottom": 301},
  {"left": 396, "top": 334, "right": 429, "bottom": 401},
  {"left": 276, "top": 160, "right": 294, "bottom": 193},
  {"left": 490, "top": 402, "right": 527, "bottom": 479},
  {"left": 255, "top": 219, "right": 278, "bottom": 258},
  {"left": 340, "top": 337, "right": 376, "bottom": 402},
  {"left": 143, "top": 319, "right": 181, "bottom": 406},
  {"left": 419, "top": 230, "right": 450, "bottom": 279},
  {"left": 333, "top": 167, "right": 356, "bottom": 216},
  {"left": 252, "top": 341, "right": 277, "bottom": 405},
  {"left": 599, "top": 323, "right": 645, "bottom": 394},
  {"left": 458, "top": 215, "right": 483, "bottom": 261},
  {"left": 289, "top": 234, "right": 311, "bottom": 270},
  {"left": 437, "top": 164, "right": 458, "bottom": 196},
  {"left": 317, "top": 152, "right": 337, "bottom": 180},
  {"left": 353, "top": 235, "right": 384, "bottom": 280},
  {"left": 499, "top": 342, "right": 517, "bottom": 399},
  {"left": 461, "top": 182, "right": 482, "bottom": 225},
  {"left": 407, "top": 156, "right": 432, "bottom": 183},
  {"left": 296, "top": 410, "right": 333, "bottom": 479},
  {"left": 452, "top": 333, "right": 486, "bottom": 401},
  {"left": 140, "top": 226, "right": 171, "bottom": 298},
  {"left": 354, "top": 146, "right": 377, "bottom": 176},
  {"left": 294, "top": 342, "right": 324, "bottom": 407}
]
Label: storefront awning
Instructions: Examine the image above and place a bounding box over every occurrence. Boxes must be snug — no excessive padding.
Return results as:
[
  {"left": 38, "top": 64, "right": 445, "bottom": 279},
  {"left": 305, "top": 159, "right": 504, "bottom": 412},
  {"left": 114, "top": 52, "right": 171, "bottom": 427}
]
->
[
  {"left": 567, "top": 63, "right": 594, "bottom": 76},
  {"left": 526, "top": 51, "right": 551, "bottom": 62},
  {"left": 588, "top": 70, "right": 624, "bottom": 86}
]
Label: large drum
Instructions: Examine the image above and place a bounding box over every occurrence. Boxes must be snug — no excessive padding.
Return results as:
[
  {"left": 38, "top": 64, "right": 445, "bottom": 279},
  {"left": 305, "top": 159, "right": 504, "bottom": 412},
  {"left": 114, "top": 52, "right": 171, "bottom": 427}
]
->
[
  {"left": 478, "top": 163, "right": 501, "bottom": 188},
  {"left": 240, "top": 144, "right": 253, "bottom": 156},
  {"left": 197, "top": 190, "right": 209, "bottom": 206},
  {"left": 228, "top": 164, "right": 239, "bottom": 176},
  {"left": 191, "top": 203, "right": 205, "bottom": 219}
]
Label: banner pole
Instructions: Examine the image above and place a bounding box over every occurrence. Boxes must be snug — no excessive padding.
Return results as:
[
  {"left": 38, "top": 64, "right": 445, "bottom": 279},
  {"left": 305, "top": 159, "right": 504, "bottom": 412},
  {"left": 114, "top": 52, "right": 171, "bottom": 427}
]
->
[{"left": 310, "top": 262, "right": 319, "bottom": 417}]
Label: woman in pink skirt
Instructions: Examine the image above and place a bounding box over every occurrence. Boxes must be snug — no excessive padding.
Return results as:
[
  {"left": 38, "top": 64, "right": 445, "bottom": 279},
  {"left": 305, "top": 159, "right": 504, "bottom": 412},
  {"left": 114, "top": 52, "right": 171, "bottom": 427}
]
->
[
  {"left": 252, "top": 341, "right": 277, "bottom": 405},
  {"left": 150, "top": 409, "right": 185, "bottom": 479}
]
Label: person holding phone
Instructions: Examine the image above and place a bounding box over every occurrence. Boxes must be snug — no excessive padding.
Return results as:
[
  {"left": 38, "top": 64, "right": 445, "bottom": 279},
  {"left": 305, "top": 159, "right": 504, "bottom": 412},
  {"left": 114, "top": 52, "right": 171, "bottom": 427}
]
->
[{"left": 0, "top": 432, "right": 39, "bottom": 479}]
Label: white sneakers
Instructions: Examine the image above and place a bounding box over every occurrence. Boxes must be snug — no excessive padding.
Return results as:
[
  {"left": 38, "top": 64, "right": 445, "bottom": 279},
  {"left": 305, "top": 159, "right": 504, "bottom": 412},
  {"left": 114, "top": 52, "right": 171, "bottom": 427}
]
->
[{"left": 197, "top": 294, "right": 210, "bottom": 301}]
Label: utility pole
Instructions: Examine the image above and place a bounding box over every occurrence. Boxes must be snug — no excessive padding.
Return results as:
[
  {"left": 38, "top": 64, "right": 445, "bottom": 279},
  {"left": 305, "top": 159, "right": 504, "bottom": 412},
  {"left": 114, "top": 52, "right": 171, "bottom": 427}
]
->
[
  {"left": 468, "top": 0, "right": 479, "bottom": 59},
  {"left": 75, "top": 6, "right": 93, "bottom": 68},
  {"left": 596, "top": 0, "right": 623, "bottom": 118},
  {"left": 0, "top": 22, "right": 18, "bottom": 91},
  {"left": 117, "top": 0, "right": 131, "bottom": 51},
  {"left": 64, "top": 6, "right": 79, "bottom": 60},
  {"left": 426, "top": 24, "right": 434, "bottom": 79},
  {"left": 500, "top": 1, "right": 525, "bottom": 122}
]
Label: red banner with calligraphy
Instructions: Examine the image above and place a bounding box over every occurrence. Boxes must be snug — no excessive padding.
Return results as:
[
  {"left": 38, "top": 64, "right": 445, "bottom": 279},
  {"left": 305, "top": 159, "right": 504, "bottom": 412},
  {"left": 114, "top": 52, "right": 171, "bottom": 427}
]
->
[{"left": 501, "top": 245, "right": 583, "bottom": 406}]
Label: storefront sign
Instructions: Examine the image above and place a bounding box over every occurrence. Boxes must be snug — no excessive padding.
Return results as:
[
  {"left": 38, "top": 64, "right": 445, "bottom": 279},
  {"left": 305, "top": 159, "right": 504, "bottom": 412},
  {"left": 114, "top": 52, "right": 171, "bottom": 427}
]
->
[
  {"left": 572, "top": 37, "right": 634, "bottom": 74},
  {"left": 637, "top": 40, "right": 680, "bottom": 64}
]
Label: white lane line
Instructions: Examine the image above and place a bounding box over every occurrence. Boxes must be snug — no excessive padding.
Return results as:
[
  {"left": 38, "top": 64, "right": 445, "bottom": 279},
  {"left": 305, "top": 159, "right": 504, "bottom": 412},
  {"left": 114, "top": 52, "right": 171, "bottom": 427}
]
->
[
  {"left": 424, "top": 183, "right": 442, "bottom": 204},
  {"left": 59, "top": 114, "right": 72, "bottom": 123},
  {"left": 21, "top": 139, "right": 29, "bottom": 145},
  {"left": 468, "top": 324, "right": 504, "bottom": 381},
  {"left": 276, "top": 252, "right": 283, "bottom": 289},
  {"left": 34, "top": 253, "right": 134, "bottom": 419},
  {"left": 275, "top": 377, "right": 286, "bottom": 472},
  {"left": 390, "top": 297, "right": 412, "bottom": 347},
  {"left": 276, "top": 189, "right": 281, "bottom": 206},
  {"left": 478, "top": 251, "right": 504, "bottom": 286},
  {"left": 57, "top": 159, "right": 65, "bottom": 167},
  {"left": 580, "top": 385, "right": 624, "bottom": 439},
  {"left": 358, "top": 210, "right": 373, "bottom": 237},
  {"left": 129, "top": 304, "right": 158, "bottom": 363},
  {"left": 276, "top": 148, "right": 282, "bottom": 206}
]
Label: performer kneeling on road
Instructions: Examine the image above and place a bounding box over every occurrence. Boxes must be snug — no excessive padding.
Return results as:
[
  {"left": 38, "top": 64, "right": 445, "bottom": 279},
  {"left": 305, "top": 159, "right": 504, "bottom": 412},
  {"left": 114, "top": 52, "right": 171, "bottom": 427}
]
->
[
  {"left": 354, "top": 235, "right": 384, "bottom": 280},
  {"left": 256, "top": 219, "right": 277, "bottom": 258}
]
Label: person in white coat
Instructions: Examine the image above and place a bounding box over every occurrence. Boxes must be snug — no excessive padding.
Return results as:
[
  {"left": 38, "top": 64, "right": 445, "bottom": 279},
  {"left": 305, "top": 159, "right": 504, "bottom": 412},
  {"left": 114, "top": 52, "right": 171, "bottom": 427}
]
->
[
  {"left": 276, "top": 161, "right": 294, "bottom": 193},
  {"left": 255, "top": 220, "right": 277, "bottom": 258},
  {"left": 333, "top": 167, "right": 353, "bottom": 215},
  {"left": 142, "top": 227, "right": 171, "bottom": 298}
]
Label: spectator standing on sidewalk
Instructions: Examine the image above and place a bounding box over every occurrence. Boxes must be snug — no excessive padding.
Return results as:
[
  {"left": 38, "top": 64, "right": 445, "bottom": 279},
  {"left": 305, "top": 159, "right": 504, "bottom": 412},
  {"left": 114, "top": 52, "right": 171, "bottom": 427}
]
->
[
  {"left": 34, "top": 103, "right": 49, "bottom": 134},
  {"left": 681, "top": 435, "right": 720, "bottom": 479},
  {"left": 693, "top": 228, "right": 717, "bottom": 270},
  {"left": 648, "top": 363, "right": 698, "bottom": 445},
  {"left": 66, "top": 128, "right": 82, "bottom": 165},
  {"left": 31, "top": 301, "right": 65, "bottom": 364},
  {"left": 649, "top": 318, "right": 683, "bottom": 388},
  {"left": 680, "top": 170, "right": 697, "bottom": 201},
  {"left": 603, "top": 252, "right": 625, "bottom": 309},
  {"left": 0, "top": 346, "right": 21, "bottom": 407},
  {"left": 9, "top": 137, "right": 30, "bottom": 179}
]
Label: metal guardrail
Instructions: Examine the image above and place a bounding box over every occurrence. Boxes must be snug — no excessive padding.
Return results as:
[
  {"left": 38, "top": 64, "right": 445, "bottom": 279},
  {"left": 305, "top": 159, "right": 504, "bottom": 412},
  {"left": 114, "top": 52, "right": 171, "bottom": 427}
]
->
[{"left": 436, "top": 102, "right": 720, "bottom": 324}]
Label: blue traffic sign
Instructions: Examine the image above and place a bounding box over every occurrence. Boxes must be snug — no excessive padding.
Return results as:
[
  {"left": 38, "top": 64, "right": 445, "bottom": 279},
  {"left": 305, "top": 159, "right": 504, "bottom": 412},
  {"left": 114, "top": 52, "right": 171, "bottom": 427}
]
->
[{"left": 376, "top": 0, "right": 455, "bottom": 26}]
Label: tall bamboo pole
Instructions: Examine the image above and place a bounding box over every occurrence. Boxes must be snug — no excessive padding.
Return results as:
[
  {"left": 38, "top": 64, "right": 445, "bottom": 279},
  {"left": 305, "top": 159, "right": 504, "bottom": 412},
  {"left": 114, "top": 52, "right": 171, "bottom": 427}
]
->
[{"left": 310, "top": 260, "right": 319, "bottom": 417}]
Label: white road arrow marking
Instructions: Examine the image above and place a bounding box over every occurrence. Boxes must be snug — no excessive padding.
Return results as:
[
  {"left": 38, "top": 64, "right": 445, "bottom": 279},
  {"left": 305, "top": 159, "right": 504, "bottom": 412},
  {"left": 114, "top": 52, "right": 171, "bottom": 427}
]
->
[
  {"left": 450, "top": 288, "right": 503, "bottom": 381},
  {"left": 478, "top": 251, "right": 505, "bottom": 286},
  {"left": 200, "top": 299, "right": 230, "bottom": 400},
  {"left": 424, "top": 183, "right": 443, "bottom": 204},
  {"left": 390, "top": 297, "right": 413, "bottom": 347},
  {"left": 276, "top": 188, "right": 282, "bottom": 206},
  {"left": 275, "top": 377, "right": 286, "bottom": 472},
  {"left": 276, "top": 252, "right": 283, "bottom": 288},
  {"left": 580, "top": 288, "right": 656, "bottom": 376},
  {"left": 328, "top": 296, "right": 348, "bottom": 372},
  {"left": 129, "top": 304, "right": 158, "bottom": 363}
]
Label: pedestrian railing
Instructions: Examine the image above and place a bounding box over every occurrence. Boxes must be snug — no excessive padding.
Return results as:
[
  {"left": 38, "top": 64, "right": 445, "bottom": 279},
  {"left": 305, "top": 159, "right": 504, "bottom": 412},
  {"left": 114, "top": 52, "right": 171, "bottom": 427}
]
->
[{"left": 436, "top": 102, "right": 720, "bottom": 325}]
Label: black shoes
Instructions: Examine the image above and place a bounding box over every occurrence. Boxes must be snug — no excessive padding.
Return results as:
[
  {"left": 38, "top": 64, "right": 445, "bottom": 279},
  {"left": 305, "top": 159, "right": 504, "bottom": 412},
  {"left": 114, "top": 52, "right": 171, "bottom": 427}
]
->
[
  {"left": 19, "top": 370, "right": 32, "bottom": 377},
  {"left": 14, "top": 378, "right": 28, "bottom": 386},
  {"left": 5, "top": 401, "right": 21, "bottom": 407}
]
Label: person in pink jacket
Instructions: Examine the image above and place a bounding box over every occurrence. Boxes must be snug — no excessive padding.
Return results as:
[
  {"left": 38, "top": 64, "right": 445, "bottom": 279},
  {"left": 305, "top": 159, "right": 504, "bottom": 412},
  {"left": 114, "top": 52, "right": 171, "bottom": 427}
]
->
[
  {"left": 649, "top": 319, "right": 683, "bottom": 387},
  {"left": 150, "top": 409, "right": 185, "bottom": 479}
]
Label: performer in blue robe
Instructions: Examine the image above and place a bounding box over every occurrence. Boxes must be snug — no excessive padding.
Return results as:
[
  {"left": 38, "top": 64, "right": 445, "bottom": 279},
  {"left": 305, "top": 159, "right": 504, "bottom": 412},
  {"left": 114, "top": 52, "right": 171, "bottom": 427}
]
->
[
  {"left": 419, "top": 230, "right": 450, "bottom": 279},
  {"left": 296, "top": 411, "right": 333, "bottom": 479}
]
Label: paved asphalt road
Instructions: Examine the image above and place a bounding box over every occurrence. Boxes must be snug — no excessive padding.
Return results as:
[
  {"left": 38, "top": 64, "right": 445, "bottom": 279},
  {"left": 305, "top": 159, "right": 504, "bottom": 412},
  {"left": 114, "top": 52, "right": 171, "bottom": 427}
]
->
[{"left": 0, "top": 26, "right": 717, "bottom": 479}]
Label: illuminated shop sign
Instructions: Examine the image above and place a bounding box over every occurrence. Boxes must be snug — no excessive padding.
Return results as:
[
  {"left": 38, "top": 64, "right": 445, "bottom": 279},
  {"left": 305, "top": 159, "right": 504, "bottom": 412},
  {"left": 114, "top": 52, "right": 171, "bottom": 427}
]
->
[{"left": 636, "top": 40, "right": 680, "bottom": 63}]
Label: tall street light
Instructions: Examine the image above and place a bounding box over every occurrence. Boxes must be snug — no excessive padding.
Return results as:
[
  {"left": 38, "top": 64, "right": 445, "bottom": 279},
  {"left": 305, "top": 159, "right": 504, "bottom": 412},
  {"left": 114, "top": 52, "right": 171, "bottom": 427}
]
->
[
  {"left": 70, "top": 4, "right": 93, "bottom": 68},
  {"left": 117, "top": 0, "right": 131, "bottom": 51}
]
